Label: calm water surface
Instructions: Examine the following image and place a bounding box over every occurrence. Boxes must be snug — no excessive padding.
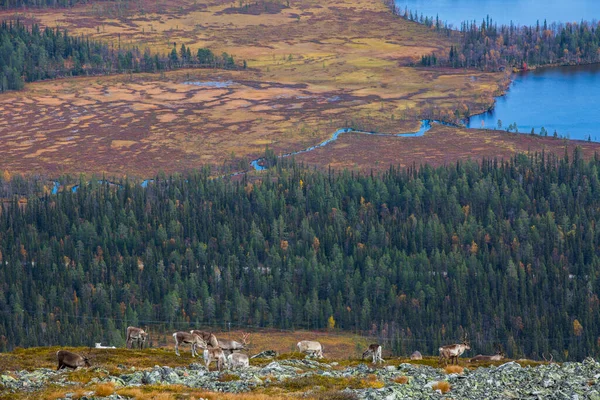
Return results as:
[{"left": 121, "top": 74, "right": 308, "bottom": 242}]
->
[
  {"left": 394, "top": 0, "right": 600, "bottom": 28},
  {"left": 466, "top": 64, "right": 600, "bottom": 141}
]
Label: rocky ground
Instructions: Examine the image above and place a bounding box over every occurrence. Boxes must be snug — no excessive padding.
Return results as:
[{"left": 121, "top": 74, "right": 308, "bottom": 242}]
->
[{"left": 3, "top": 357, "right": 600, "bottom": 399}]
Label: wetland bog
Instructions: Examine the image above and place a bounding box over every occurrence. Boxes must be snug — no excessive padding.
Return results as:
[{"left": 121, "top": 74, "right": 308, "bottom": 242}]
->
[{"left": 0, "top": 0, "right": 578, "bottom": 176}]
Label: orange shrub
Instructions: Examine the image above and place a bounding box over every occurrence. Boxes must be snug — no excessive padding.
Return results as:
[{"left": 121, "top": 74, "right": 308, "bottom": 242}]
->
[
  {"left": 444, "top": 365, "right": 464, "bottom": 374},
  {"left": 432, "top": 381, "right": 451, "bottom": 393},
  {"left": 393, "top": 375, "right": 409, "bottom": 384}
]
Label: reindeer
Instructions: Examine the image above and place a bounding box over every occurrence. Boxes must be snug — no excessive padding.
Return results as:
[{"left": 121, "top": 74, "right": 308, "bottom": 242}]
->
[
  {"left": 469, "top": 352, "right": 505, "bottom": 363},
  {"left": 203, "top": 346, "right": 227, "bottom": 371},
  {"left": 56, "top": 350, "right": 91, "bottom": 370},
  {"left": 173, "top": 332, "right": 206, "bottom": 357},
  {"left": 190, "top": 330, "right": 219, "bottom": 348},
  {"left": 297, "top": 340, "right": 324, "bottom": 359},
  {"left": 218, "top": 332, "right": 250, "bottom": 356},
  {"left": 469, "top": 344, "right": 505, "bottom": 363},
  {"left": 439, "top": 334, "right": 470, "bottom": 365},
  {"left": 362, "top": 344, "right": 384, "bottom": 364},
  {"left": 126, "top": 326, "right": 148, "bottom": 349},
  {"left": 410, "top": 351, "right": 423, "bottom": 360},
  {"left": 227, "top": 352, "right": 250, "bottom": 370}
]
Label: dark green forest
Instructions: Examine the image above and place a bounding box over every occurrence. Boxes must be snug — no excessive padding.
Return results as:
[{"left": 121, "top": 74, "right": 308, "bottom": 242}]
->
[
  {"left": 387, "top": 1, "right": 600, "bottom": 71},
  {"left": 1, "top": 151, "right": 600, "bottom": 360},
  {"left": 0, "top": 20, "right": 240, "bottom": 92}
]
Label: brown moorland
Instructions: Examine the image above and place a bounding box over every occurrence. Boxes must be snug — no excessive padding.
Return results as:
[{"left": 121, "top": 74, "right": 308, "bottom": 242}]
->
[
  {"left": 0, "top": 0, "right": 514, "bottom": 176},
  {"left": 294, "top": 124, "right": 600, "bottom": 172}
]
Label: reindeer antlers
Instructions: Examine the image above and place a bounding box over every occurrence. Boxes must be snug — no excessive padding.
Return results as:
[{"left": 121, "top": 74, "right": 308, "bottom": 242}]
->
[
  {"left": 241, "top": 332, "right": 251, "bottom": 346},
  {"left": 542, "top": 353, "right": 554, "bottom": 363}
]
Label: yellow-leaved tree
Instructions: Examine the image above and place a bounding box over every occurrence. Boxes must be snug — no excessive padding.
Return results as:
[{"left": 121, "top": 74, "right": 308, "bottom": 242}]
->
[{"left": 327, "top": 315, "right": 336, "bottom": 330}]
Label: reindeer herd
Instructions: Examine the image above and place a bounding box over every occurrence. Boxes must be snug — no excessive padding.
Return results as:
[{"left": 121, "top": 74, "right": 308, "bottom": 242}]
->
[{"left": 56, "top": 327, "right": 505, "bottom": 371}]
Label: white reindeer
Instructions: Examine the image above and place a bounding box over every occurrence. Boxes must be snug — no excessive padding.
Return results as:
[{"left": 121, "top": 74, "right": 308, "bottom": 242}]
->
[
  {"left": 439, "top": 335, "right": 470, "bottom": 365},
  {"left": 227, "top": 352, "right": 250, "bottom": 369},
  {"left": 362, "top": 343, "right": 384, "bottom": 364},
  {"left": 297, "top": 340, "right": 324, "bottom": 359}
]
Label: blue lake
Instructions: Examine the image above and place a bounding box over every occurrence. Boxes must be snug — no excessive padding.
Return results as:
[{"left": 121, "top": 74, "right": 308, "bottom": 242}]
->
[
  {"left": 467, "top": 64, "right": 600, "bottom": 141},
  {"left": 394, "top": 0, "right": 600, "bottom": 28}
]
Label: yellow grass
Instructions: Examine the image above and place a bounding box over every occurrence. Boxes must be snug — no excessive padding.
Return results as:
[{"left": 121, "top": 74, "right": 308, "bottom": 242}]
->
[{"left": 93, "top": 382, "right": 115, "bottom": 396}]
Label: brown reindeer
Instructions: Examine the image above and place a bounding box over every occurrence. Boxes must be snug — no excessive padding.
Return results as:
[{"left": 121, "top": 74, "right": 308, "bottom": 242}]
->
[
  {"left": 56, "top": 350, "right": 91, "bottom": 370},
  {"left": 219, "top": 332, "right": 250, "bottom": 356},
  {"left": 203, "top": 346, "right": 227, "bottom": 371},
  {"left": 190, "top": 330, "right": 219, "bottom": 348},
  {"left": 439, "top": 334, "right": 470, "bottom": 365},
  {"left": 469, "top": 344, "right": 505, "bottom": 363},
  {"left": 173, "top": 332, "right": 206, "bottom": 357},
  {"left": 362, "top": 344, "right": 384, "bottom": 364},
  {"left": 126, "top": 326, "right": 148, "bottom": 349}
]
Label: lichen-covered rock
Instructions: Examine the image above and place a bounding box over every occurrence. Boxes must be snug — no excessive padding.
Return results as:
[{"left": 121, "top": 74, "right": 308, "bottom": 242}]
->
[{"left": 4, "top": 358, "right": 600, "bottom": 399}]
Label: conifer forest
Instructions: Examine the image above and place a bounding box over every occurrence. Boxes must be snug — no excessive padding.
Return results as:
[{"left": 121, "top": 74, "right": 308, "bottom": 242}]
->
[{"left": 1, "top": 151, "right": 600, "bottom": 361}]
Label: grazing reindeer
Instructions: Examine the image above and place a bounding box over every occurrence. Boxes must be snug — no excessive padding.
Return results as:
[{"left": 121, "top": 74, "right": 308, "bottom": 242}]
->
[
  {"left": 173, "top": 332, "right": 206, "bottom": 357},
  {"left": 219, "top": 332, "right": 250, "bottom": 356},
  {"left": 362, "top": 344, "right": 384, "bottom": 364},
  {"left": 204, "top": 346, "right": 227, "bottom": 371},
  {"left": 297, "top": 340, "right": 324, "bottom": 359},
  {"left": 190, "top": 330, "right": 219, "bottom": 348},
  {"left": 227, "top": 352, "right": 250, "bottom": 369},
  {"left": 439, "top": 334, "right": 470, "bottom": 365},
  {"left": 126, "top": 326, "right": 148, "bottom": 349},
  {"left": 56, "top": 350, "right": 91, "bottom": 370},
  {"left": 469, "top": 344, "right": 505, "bottom": 363},
  {"left": 410, "top": 351, "right": 423, "bottom": 360}
]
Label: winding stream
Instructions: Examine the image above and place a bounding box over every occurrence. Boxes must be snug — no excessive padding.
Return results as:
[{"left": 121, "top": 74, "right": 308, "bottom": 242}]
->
[
  {"left": 51, "top": 120, "right": 437, "bottom": 192},
  {"left": 250, "top": 119, "right": 436, "bottom": 171}
]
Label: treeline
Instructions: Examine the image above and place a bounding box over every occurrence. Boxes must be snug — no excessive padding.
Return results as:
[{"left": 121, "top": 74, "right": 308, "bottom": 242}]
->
[
  {"left": 444, "top": 19, "right": 600, "bottom": 70},
  {"left": 0, "top": 20, "right": 243, "bottom": 92},
  {"left": 2, "top": 151, "right": 600, "bottom": 360},
  {"left": 386, "top": 0, "right": 600, "bottom": 71}
]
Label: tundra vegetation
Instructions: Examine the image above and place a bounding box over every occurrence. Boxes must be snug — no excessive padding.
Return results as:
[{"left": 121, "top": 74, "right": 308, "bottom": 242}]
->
[
  {"left": 1, "top": 151, "right": 600, "bottom": 360},
  {"left": 2, "top": 343, "right": 600, "bottom": 400},
  {"left": 0, "top": 0, "right": 511, "bottom": 176}
]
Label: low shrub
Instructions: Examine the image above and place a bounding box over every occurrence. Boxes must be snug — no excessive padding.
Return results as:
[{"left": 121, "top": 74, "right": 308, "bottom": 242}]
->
[
  {"left": 393, "top": 375, "right": 409, "bottom": 384},
  {"left": 432, "top": 381, "right": 451, "bottom": 394},
  {"left": 444, "top": 365, "right": 464, "bottom": 374}
]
